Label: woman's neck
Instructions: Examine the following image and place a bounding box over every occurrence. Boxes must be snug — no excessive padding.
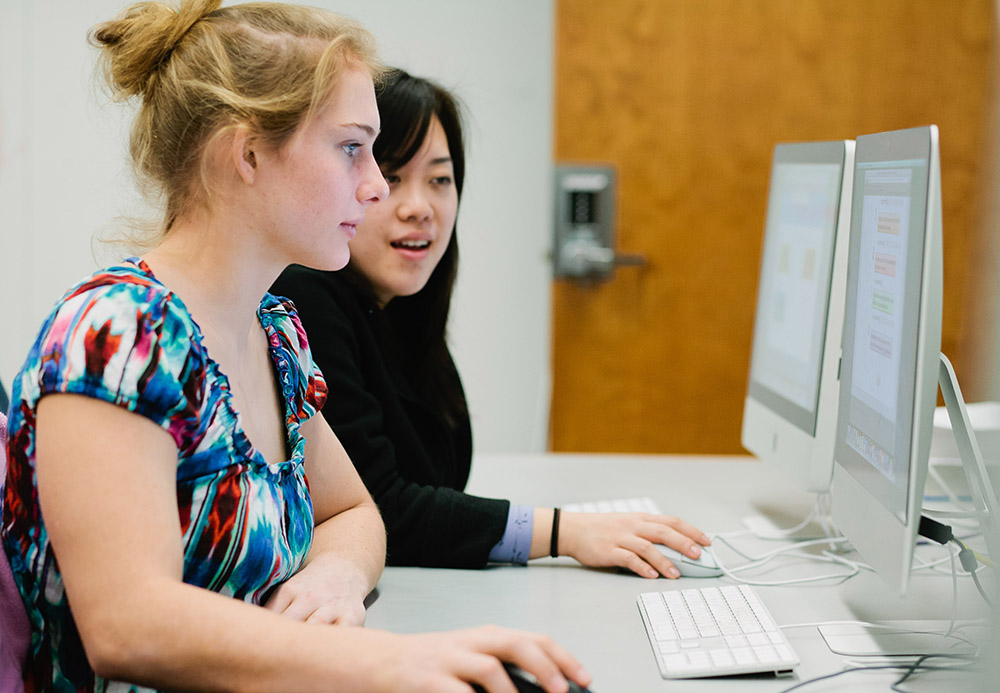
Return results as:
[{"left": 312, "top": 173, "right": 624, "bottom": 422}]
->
[{"left": 141, "top": 214, "right": 282, "bottom": 358}]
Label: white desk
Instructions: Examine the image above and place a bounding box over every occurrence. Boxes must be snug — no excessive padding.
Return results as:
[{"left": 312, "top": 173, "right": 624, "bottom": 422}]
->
[{"left": 365, "top": 454, "right": 993, "bottom": 692}]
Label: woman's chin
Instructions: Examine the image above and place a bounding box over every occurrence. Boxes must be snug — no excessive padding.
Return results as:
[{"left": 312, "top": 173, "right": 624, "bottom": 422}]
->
[{"left": 302, "top": 253, "right": 351, "bottom": 273}]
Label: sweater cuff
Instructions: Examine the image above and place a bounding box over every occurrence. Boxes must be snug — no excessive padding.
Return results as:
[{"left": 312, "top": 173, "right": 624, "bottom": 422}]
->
[{"left": 488, "top": 504, "right": 533, "bottom": 564}]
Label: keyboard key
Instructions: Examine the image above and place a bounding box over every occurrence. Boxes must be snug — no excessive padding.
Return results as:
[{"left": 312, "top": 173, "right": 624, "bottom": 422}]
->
[
  {"left": 662, "top": 654, "right": 694, "bottom": 672},
  {"left": 651, "top": 623, "right": 677, "bottom": 642},
  {"left": 753, "top": 645, "right": 780, "bottom": 664},
  {"left": 709, "top": 649, "right": 735, "bottom": 667},
  {"left": 776, "top": 644, "right": 796, "bottom": 663},
  {"left": 747, "top": 632, "right": 769, "bottom": 647},
  {"left": 725, "top": 634, "right": 747, "bottom": 648},
  {"left": 688, "top": 651, "right": 711, "bottom": 668}
]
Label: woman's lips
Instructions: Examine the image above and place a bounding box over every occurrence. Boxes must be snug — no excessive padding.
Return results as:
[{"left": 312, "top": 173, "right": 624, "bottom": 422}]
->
[{"left": 390, "top": 238, "right": 432, "bottom": 259}]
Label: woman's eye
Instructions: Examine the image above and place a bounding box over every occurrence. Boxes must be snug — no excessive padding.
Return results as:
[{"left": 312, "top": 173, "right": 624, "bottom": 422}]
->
[
  {"left": 343, "top": 143, "right": 361, "bottom": 157},
  {"left": 432, "top": 176, "right": 453, "bottom": 186},
  {"left": 383, "top": 174, "right": 401, "bottom": 185}
]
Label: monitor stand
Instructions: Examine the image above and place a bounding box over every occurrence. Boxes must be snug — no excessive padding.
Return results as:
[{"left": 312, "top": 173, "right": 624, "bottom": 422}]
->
[
  {"left": 818, "top": 621, "right": 982, "bottom": 657},
  {"left": 938, "top": 353, "right": 1000, "bottom": 557},
  {"left": 820, "top": 354, "right": 996, "bottom": 658}
]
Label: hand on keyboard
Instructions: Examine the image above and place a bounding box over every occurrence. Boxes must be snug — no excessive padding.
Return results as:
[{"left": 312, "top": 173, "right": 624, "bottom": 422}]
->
[{"left": 557, "top": 508, "right": 712, "bottom": 579}]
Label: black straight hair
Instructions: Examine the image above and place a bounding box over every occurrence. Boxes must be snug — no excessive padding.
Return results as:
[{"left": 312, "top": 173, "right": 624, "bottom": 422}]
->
[{"left": 342, "top": 68, "right": 468, "bottom": 426}]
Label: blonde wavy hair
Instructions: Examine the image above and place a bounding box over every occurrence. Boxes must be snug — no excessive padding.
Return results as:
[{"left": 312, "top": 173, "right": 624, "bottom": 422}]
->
[{"left": 90, "top": 0, "right": 383, "bottom": 236}]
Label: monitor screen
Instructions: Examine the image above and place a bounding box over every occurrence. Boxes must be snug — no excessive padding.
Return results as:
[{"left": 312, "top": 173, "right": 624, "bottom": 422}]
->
[
  {"left": 742, "top": 140, "right": 854, "bottom": 492},
  {"left": 839, "top": 162, "right": 928, "bottom": 517},
  {"left": 832, "top": 125, "right": 942, "bottom": 595}
]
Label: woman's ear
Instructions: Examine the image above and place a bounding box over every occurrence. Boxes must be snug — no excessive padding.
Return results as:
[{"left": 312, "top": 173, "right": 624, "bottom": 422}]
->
[{"left": 231, "top": 127, "right": 259, "bottom": 185}]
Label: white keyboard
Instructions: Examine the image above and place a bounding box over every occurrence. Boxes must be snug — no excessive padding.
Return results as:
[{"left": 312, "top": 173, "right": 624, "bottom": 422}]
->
[
  {"left": 563, "top": 496, "right": 662, "bottom": 514},
  {"left": 637, "top": 585, "right": 798, "bottom": 678}
]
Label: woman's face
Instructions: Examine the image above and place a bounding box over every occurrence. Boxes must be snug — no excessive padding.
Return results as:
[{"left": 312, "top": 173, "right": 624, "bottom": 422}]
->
[
  {"left": 258, "top": 64, "right": 388, "bottom": 272},
  {"left": 348, "top": 115, "right": 458, "bottom": 306}
]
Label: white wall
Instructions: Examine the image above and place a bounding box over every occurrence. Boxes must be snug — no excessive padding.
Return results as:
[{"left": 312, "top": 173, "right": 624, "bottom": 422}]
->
[{"left": 0, "top": 0, "right": 553, "bottom": 453}]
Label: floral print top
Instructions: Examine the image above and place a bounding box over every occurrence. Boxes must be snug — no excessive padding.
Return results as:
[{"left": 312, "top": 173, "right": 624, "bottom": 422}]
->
[{"left": 2, "top": 259, "right": 327, "bottom": 692}]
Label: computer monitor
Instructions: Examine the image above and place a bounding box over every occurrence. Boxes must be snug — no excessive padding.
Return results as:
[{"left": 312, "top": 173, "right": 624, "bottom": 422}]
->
[
  {"left": 831, "top": 125, "right": 942, "bottom": 596},
  {"left": 742, "top": 140, "right": 855, "bottom": 493}
]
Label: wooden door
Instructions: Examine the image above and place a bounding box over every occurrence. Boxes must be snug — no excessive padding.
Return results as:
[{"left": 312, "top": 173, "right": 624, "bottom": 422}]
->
[{"left": 551, "top": 0, "right": 996, "bottom": 453}]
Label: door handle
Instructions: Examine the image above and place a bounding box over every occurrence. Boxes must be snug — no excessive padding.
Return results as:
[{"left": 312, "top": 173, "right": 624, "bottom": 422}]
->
[
  {"left": 553, "top": 164, "right": 646, "bottom": 282},
  {"left": 558, "top": 236, "right": 646, "bottom": 279}
]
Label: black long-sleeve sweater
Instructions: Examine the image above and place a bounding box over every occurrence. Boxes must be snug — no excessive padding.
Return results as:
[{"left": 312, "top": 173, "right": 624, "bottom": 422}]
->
[{"left": 271, "top": 266, "right": 508, "bottom": 568}]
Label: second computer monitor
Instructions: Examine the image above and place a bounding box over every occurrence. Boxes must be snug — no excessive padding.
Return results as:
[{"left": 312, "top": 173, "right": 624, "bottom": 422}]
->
[
  {"left": 742, "top": 140, "right": 855, "bottom": 493},
  {"left": 831, "top": 125, "right": 942, "bottom": 596}
]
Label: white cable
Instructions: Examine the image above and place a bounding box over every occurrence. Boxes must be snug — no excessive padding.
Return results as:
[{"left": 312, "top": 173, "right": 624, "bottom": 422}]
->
[
  {"left": 710, "top": 533, "right": 860, "bottom": 586},
  {"left": 820, "top": 549, "right": 870, "bottom": 573},
  {"left": 913, "top": 553, "right": 971, "bottom": 575},
  {"left": 815, "top": 492, "right": 838, "bottom": 538},
  {"left": 714, "top": 532, "right": 852, "bottom": 565},
  {"left": 754, "top": 502, "right": 822, "bottom": 538},
  {"left": 710, "top": 502, "right": 863, "bottom": 586},
  {"left": 945, "top": 543, "right": 959, "bottom": 637},
  {"left": 711, "top": 497, "right": 991, "bottom": 588},
  {"left": 734, "top": 495, "right": 840, "bottom": 543},
  {"left": 717, "top": 557, "right": 858, "bottom": 587}
]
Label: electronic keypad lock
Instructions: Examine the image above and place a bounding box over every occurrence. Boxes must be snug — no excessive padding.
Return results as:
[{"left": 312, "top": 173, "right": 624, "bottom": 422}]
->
[{"left": 553, "top": 164, "right": 645, "bottom": 281}]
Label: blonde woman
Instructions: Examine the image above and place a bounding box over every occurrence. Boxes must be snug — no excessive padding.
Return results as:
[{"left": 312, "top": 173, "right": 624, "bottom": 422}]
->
[{"left": 0, "top": 2, "right": 589, "bottom": 691}]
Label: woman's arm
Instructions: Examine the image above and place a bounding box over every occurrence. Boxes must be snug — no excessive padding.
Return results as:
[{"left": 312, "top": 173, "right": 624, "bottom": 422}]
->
[
  {"left": 35, "top": 394, "right": 589, "bottom": 692},
  {"left": 35, "top": 393, "right": 348, "bottom": 689},
  {"left": 526, "top": 508, "right": 712, "bottom": 579},
  {"left": 263, "top": 413, "right": 386, "bottom": 626}
]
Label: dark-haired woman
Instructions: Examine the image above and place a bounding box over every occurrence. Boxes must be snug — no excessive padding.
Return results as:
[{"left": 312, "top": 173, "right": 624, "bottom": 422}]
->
[{"left": 272, "top": 68, "right": 711, "bottom": 578}]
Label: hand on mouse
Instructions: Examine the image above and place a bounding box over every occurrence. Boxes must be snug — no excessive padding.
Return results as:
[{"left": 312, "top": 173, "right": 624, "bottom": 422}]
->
[
  {"left": 373, "top": 625, "right": 591, "bottom": 693},
  {"left": 555, "top": 511, "right": 711, "bottom": 579}
]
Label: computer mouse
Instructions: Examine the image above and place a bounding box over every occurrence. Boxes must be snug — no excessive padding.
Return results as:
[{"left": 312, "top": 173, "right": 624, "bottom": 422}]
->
[
  {"left": 654, "top": 544, "right": 722, "bottom": 578},
  {"left": 472, "top": 663, "right": 594, "bottom": 693}
]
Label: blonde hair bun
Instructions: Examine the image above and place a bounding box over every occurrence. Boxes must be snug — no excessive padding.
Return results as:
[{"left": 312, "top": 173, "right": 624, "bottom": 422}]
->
[{"left": 91, "top": 0, "right": 221, "bottom": 100}]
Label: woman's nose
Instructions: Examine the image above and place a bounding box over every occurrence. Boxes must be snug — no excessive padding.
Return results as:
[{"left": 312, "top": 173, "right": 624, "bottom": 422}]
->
[
  {"left": 396, "top": 185, "right": 433, "bottom": 222},
  {"left": 358, "top": 155, "right": 389, "bottom": 205}
]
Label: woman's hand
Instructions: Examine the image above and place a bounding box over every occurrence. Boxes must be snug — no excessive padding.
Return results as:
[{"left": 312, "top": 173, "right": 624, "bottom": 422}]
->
[
  {"left": 374, "top": 625, "right": 591, "bottom": 693},
  {"left": 263, "top": 555, "right": 370, "bottom": 626},
  {"left": 558, "top": 511, "right": 712, "bottom": 579}
]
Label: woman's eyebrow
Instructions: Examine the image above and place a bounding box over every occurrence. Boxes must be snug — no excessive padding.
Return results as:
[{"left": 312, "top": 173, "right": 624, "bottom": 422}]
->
[
  {"left": 430, "top": 156, "right": 453, "bottom": 166},
  {"left": 340, "top": 122, "right": 379, "bottom": 138}
]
